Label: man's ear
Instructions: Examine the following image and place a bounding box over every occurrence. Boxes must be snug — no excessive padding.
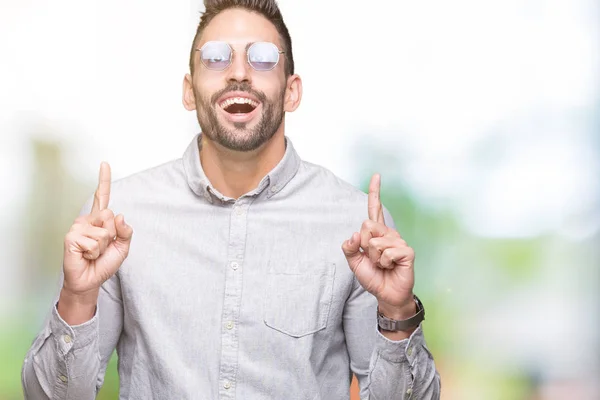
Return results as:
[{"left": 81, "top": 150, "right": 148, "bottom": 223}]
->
[
  {"left": 182, "top": 73, "right": 197, "bottom": 111},
  {"left": 284, "top": 74, "right": 302, "bottom": 112}
]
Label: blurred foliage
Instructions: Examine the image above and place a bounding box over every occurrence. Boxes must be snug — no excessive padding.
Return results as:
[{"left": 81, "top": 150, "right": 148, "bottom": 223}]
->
[{"left": 355, "top": 142, "right": 570, "bottom": 399}]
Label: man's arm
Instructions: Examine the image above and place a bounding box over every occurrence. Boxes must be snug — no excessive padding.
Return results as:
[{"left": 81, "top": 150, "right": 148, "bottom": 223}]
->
[
  {"left": 22, "top": 163, "right": 133, "bottom": 399},
  {"left": 343, "top": 278, "right": 440, "bottom": 399},
  {"left": 22, "top": 274, "right": 124, "bottom": 400}
]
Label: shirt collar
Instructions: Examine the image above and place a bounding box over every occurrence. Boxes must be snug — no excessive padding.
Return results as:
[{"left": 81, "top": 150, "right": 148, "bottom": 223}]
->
[{"left": 182, "top": 133, "right": 301, "bottom": 202}]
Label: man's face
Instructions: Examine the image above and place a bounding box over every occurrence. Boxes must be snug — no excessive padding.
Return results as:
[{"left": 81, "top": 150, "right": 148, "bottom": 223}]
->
[{"left": 184, "top": 9, "right": 292, "bottom": 152}]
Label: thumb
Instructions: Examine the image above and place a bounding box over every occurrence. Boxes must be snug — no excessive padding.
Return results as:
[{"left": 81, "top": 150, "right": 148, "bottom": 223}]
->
[
  {"left": 114, "top": 214, "right": 133, "bottom": 244},
  {"left": 342, "top": 232, "right": 362, "bottom": 263}
]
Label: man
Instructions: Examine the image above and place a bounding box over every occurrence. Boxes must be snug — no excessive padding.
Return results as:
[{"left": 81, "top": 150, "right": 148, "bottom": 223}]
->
[{"left": 22, "top": 0, "right": 440, "bottom": 398}]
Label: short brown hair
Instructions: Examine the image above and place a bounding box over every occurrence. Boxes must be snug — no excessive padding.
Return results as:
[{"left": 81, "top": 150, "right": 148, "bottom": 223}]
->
[{"left": 189, "top": 0, "right": 295, "bottom": 77}]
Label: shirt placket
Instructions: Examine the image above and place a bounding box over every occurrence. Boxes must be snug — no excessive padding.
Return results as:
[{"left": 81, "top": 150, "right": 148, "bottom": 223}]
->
[{"left": 218, "top": 198, "right": 250, "bottom": 399}]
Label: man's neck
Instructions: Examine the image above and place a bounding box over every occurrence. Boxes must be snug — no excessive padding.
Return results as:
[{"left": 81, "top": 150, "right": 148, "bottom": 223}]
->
[{"left": 199, "top": 131, "right": 286, "bottom": 199}]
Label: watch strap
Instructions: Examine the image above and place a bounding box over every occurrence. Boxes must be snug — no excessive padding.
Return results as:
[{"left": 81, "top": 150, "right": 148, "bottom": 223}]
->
[{"left": 377, "top": 295, "right": 425, "bottom": 332}]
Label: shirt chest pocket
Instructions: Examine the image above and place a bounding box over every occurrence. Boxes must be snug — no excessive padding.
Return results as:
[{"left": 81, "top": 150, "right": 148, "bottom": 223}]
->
[{"left": 263, "top": 262, "right": 336, "bottom": 338}]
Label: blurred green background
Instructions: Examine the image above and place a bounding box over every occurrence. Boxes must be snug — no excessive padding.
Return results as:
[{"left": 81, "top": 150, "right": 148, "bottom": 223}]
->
[{"left": 1, "top": 0, "right": 598, "bottom": 399}]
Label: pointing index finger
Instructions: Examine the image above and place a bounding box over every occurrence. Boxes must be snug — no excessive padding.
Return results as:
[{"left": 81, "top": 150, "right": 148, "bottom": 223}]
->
[
  {"left": 92, "top": 162, "right": 111, "bottom": 212},
  {"left": 367, "top": 173, "right": 385, "bottom": 224}
]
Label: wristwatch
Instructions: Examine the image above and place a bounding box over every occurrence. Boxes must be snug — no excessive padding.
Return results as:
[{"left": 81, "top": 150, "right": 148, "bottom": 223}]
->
[{"left": 377, "top": 295, "right": 425, "bottom": 332}]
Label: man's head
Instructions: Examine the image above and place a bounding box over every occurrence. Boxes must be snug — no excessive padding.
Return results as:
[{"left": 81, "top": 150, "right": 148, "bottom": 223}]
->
[
  {"left": 189, "top": 0, "right": 294, "bottom": 77},
  {"left": 183, "top": 0, "right": 302, "bottom": 152}
]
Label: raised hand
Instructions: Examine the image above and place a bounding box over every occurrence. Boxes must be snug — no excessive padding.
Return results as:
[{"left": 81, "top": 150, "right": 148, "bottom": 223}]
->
[
  {"left": 341, "top": 174, "right": 416, "bottom": 317},
  {"left": 59, "top": 163, "right": 133, "bottom": 324}
]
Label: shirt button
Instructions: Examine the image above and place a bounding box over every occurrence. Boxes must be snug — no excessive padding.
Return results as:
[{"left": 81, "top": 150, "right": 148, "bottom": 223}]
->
[
  {"left": 59, "top": 375, "right": 68, "bottom": 383},
  {"left": 406, "top": 388, "right": 413, "bottom": 398},
  {"left": 230, "top": 261, "right": 239, "bottom": 270},
  {"left": 63, "top": 335, "right": 72, "bottom": 344},
  {"left": 223, "top": 381, "right": 231, "bottom": 389},
  {"left": 226, "top": 321, "right": 234, "bottom": 330},
  {"left": 235, "top": 206, "right": 244, "bottom": 216},
  {"left": 407, "top": 346, "right": 413, "bottom": 357}
]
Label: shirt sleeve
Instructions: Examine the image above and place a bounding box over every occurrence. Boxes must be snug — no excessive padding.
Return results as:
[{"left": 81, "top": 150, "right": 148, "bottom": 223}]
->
[{"left": 22, "top": 274, "right": 124, "bottom": 400}]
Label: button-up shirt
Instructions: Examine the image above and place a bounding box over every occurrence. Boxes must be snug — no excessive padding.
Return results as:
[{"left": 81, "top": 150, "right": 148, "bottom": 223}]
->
[{"left": 22, "top": 134, "right": 440, "bottom": 399}]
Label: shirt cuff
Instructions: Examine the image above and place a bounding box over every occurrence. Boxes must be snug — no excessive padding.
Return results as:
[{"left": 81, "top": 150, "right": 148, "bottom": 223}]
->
[
  {"left": 50, "top": 303, "right": 98, "bottom": 354},
  {"left": 375, "top": 322, "right": 425, "bottom": 364}
]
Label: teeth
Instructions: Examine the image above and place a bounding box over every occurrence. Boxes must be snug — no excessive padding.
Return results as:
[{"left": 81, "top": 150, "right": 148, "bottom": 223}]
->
[{"left": 220, "top": 97, "right": 259, "bottom": 109}]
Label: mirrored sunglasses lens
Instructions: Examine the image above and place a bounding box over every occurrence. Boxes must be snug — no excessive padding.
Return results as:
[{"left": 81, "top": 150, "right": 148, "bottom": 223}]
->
[
  {"left": 201, "top": 42, "right": 231, "bottom": 70},
  {"left": 248, "top": 42, "right": 279, "bottom": 71}
]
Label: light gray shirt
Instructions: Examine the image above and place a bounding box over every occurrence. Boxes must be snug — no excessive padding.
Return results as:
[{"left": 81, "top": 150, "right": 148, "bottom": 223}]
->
[{"left": 22, "top": 134, "right": 440, "bottom": 400}]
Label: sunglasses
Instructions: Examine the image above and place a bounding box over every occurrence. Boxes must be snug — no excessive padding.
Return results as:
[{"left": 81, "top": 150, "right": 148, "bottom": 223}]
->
[{"left": 196, "top": 41, "right": 285, "bottom": 72}]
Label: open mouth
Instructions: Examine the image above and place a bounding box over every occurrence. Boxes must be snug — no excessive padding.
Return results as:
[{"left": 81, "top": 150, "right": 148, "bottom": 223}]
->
[{"left": 220, "top": 97, "right": 260, "bottom": 115}]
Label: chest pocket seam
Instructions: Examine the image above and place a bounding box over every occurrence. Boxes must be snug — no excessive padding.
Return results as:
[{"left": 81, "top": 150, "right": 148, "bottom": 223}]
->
[{"left": 263, "top": 262, "right": 336, "bottom": 338}]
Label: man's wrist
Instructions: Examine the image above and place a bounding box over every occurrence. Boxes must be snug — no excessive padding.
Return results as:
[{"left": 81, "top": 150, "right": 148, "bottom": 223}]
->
[
  {"left": 377, "top": 297, "right": 417, "bottom": 321},
  {"left": 57, "top": 288, "right": 99, "bottom": 326}
]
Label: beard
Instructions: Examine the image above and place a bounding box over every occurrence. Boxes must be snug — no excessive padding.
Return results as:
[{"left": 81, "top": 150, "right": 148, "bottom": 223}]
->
[{"left": 195, "top": 81, "right": 285, "bottom": 152}]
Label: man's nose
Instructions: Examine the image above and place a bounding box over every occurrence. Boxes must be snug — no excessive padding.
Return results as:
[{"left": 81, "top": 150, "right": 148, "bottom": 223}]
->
[{"left": 225, "top": 50, "right": 252, "bottom": 83}]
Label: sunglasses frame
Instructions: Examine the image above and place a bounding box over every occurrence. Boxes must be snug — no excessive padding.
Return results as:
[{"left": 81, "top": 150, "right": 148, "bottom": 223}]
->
[{"left": 196, "top": 41, "right": 285, "bottom": 72}]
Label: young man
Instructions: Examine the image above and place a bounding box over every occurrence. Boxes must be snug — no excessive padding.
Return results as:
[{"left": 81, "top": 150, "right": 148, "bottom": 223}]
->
[{"left": 22, "top": 0, "right": 440, "bottom": 398}]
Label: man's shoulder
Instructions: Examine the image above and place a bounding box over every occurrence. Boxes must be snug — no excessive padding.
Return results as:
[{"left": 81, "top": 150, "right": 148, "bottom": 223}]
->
[
  {"left": 77, "top": 158, "right": 185, "bottom": 215},
  {"left": 298, "top": 160, "right": 367, "bottom": 203},
  {"left": 297, "top": 160, "right": 397, "bottom": 228},
  {"left": 111, "top": 158, "right": 184, "bottom": 192},
  {"left": 101, "top": 157, "right": 187, "bottom": 210}
]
